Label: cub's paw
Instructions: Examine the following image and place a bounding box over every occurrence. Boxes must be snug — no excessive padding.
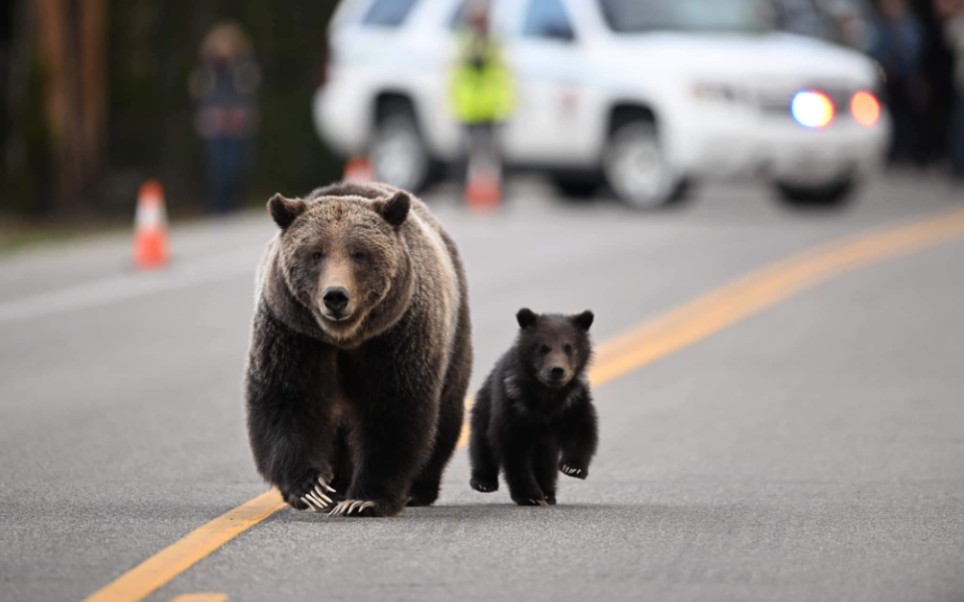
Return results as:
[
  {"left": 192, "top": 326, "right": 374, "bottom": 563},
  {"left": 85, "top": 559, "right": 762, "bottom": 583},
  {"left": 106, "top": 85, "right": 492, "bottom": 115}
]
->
[
  {"left": 284, "top": 475, "right": 336, "bottom": 512},
  {"left": 559, "top": 461, "right": 588, "bottom": 480},
  {"left": 545, "top": 494, "right": 557, "bottom": 506},
  {"left": 511, "top": 490, "right": 550, "bottom": 507},
  {"left": 470, "top": 476, "right": 499, "bottom": 493},
  {"left": 328, "top": 499, "right": 379, "bottom": 517}
]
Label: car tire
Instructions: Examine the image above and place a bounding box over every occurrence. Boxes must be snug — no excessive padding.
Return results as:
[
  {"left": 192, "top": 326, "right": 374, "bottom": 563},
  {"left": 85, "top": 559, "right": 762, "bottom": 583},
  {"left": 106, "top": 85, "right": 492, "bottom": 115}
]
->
[
  {"left": 370, "top": 104, "right": 430, "bottom": 193},
  {"left": 603, "top": 121, "right": 684, "bottom": 210},
  {"left": 774, "top": 178, "right": 856, "bottom": 209}
]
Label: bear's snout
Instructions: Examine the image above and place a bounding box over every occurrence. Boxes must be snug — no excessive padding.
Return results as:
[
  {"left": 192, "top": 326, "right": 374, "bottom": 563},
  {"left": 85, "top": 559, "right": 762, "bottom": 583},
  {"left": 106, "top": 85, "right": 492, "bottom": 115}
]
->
[
  {"left": 549, "top": 366, "right": 566, "bottom": 381},
  {"left": 322, "top": 286, "right": 351, "bottom": 317}
]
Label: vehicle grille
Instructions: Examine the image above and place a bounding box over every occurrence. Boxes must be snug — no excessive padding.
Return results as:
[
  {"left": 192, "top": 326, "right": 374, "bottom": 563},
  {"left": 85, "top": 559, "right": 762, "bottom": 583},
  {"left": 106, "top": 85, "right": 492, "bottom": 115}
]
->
[{"left": 756, "top": 86, "right": 857, "bottom": 122}]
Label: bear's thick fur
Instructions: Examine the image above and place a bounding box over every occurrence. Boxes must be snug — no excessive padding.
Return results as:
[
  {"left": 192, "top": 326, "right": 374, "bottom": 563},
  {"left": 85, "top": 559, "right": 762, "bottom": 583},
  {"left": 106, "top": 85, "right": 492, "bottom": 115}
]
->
[
  {"left": 469, "top": 308, "right": 598, "bottom": 506},
  {"left": 245, "top": 181, "right": 471, "bottom": 517}
]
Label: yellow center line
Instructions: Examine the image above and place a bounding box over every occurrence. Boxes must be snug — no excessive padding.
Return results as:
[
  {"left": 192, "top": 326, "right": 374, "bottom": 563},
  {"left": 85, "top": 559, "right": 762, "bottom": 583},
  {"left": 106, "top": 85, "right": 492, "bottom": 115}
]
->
[
  {"left": 85, "top": 207, "right": 964, "bottom": 602},
  {"left": 169, "top": 594, "right": 228, "bottom": 602}
]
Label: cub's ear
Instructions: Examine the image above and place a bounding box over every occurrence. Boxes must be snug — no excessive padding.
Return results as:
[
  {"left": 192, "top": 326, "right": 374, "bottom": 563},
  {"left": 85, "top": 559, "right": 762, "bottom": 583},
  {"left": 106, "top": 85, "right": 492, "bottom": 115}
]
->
[
  {"left": 516, "top": 308, "right": 539, "bottom": 330},
  {"left": 570, "top": 310, "right": 594, "bottom": 332},
  {"left": 379, "top": 191, "right": 411, "bottom": 228},
  {"left": 268, "top": 193, "right": 307, "bottom": 229}
]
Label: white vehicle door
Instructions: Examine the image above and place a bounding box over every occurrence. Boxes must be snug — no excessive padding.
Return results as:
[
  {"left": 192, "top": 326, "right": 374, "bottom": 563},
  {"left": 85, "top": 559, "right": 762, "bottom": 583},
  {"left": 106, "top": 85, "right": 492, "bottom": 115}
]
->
[{"left": 501, "top": 0, "right": 594, "bottom": 166}]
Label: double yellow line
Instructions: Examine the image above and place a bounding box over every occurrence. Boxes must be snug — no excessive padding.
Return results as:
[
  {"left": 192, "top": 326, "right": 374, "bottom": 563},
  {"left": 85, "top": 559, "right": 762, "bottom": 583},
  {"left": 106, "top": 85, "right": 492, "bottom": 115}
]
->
[{"left": 86, "top": 207, "right": 964, "bottom": 602}]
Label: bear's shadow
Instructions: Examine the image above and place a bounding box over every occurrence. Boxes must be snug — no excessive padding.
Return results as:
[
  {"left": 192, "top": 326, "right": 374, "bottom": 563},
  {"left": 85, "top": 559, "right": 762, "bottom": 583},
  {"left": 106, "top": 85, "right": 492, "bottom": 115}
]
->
[{"left": 280, "top": 502, "right": 631, "bottom": 523}]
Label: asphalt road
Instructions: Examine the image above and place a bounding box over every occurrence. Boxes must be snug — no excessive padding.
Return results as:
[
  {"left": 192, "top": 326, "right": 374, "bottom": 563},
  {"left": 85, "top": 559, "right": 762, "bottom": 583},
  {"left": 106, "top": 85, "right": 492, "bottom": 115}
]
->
[{"left": 1, "top": 176, "right": 963, "bottom": 602}]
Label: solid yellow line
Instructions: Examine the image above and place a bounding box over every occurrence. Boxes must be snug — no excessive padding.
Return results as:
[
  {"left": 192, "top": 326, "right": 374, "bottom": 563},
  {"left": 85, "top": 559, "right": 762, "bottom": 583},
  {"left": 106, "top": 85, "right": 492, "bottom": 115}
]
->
[
  {"left": 169, "top": 594, "right": 228, "bottom": 602},
  {"left": 590, "top": 207, "right": 964, "bottom": 385},
  {"left": 84, "top": 207, "right": 964, "bottom": 602},
  {"left": 85, "top": 491, "right": 284, "bottom": 602}
]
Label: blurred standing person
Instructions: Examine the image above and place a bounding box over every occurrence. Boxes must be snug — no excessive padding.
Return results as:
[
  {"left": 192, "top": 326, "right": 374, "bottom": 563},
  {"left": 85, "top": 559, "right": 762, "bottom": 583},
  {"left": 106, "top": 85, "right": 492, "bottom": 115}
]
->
[
  {"left": 868, "top": 0, "right": 928, "bottom": 166},
  {"left": 189, "top": 22, "right": 261, "bottom": 215},
  {"left": 449, "top": 3, "right": 514, "bottom": 196},
  {"left": 922, "top": 0, "right": 957, "bottom": 166},
  {"left": 944, "top": 0, "right": 964, "bottom": 176}
]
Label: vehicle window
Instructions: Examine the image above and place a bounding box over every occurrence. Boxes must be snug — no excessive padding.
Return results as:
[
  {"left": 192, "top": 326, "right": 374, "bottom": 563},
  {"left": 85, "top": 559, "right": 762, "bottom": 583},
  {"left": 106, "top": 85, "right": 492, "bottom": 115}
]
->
[
  {"left": 362, "top": 0, "right": 419, "bottom": 27},
  {"left": 598, "top": 0, "right": 775, "bottom": 34},
  {"left": 449, "top": 0, "right": 475, "bottom": 30},
  {"left": 522, "top": 0, "right": 575, "bottom": 42}
]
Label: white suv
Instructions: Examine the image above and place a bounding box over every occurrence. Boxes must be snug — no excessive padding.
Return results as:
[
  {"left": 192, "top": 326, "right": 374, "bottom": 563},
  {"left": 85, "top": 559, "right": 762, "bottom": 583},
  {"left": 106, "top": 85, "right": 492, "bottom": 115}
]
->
[{"left": 314, "top": 0, "right": 890, "bottom": 208}]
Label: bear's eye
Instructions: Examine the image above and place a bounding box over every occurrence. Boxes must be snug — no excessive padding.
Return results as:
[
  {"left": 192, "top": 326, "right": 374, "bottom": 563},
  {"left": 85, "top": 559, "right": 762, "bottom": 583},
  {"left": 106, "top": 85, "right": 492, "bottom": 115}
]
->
[
  {"left": 539, "top": 344, "right": 550, "bottom": 355},
  {"left": 564, "top": 344, "right": 573, "bottom": 354},
  {"left": 351, "top": 250, "right": 368, "bottom": 262},
  {"left": 310, "top": 251, "right": 324, "bottom": 262}
]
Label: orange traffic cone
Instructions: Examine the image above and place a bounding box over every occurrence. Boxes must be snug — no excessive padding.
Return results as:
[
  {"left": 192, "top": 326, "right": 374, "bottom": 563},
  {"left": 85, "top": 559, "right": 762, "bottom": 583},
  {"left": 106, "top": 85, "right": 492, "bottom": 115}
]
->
[
  {"left": 465, "top": 155, "right": 502, "bottom": 213},
  {"left": 343, "top": 156, "right": 374, "bottom": 182},
  {"left": 133, "top": 179, "right": 170, "bottom": 270}
]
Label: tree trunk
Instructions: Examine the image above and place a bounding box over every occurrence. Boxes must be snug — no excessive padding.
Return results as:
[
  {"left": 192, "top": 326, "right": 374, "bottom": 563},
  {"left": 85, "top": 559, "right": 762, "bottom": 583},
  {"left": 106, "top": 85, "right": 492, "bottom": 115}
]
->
[
  {"left": 34, "top": 0, "right": 107, "bottom": 215},
  {"left": 79, "top": 0, "right": 107, "bottom": 187}
]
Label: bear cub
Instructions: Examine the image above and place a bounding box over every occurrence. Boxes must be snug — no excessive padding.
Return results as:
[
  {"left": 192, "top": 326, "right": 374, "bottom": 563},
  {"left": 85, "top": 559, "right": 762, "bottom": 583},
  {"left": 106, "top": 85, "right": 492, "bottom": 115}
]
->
[{"left": 469, "top": 308, "right": 598, "bottom": 506}]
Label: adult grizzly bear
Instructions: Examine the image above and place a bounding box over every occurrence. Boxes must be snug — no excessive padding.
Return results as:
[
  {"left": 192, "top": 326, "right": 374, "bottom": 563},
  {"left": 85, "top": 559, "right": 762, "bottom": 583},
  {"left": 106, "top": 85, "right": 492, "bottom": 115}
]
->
[{"left": 245, "top": 182, "right": 471, "bottom": 517}]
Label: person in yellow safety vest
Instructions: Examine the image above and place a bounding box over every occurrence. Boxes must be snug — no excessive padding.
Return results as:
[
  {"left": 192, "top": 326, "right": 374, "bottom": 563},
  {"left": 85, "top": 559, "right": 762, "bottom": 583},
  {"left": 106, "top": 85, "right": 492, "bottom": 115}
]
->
[{"left": 449, "top": 4, "right": 514, "bottom": 183}]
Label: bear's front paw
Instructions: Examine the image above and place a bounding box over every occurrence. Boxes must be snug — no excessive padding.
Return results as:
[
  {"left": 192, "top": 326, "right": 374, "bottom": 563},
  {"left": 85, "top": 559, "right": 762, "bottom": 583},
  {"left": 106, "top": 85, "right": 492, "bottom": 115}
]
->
[
  {"left": 284, "top": 475, "right": 336, "bottom": 512},
  {"left": 559, "top": 461, "right": 588, "bottom": 480},
  {"left": 328, "top": 499, "right": 379, "bottom": 517},
  {"left": 470, "top": 475, "right": 499, "bottom": 493},
  {"left": 512, "top": 495, "right": 551, "bottom": 507}
]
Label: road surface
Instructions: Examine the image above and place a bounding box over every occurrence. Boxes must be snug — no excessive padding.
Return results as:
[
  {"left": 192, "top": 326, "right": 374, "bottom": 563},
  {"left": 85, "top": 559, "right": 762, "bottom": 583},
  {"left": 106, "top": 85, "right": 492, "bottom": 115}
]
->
[{"left": 1, "top": 176, "right": 963, "bottom": 602}]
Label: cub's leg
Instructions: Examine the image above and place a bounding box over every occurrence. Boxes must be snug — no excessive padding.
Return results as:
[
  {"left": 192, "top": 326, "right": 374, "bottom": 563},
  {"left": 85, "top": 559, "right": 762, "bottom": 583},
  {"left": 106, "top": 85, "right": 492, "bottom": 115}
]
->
[
  {"left": 558, "top": 396, "right": 599, "bottom": 480},
  {"left": 468, "top": 384, "right": 499, "bottom": 493},
  {"left": 502, "top": 430, "right": 549, "bottom": 506},
  {"left": 532, "top": 439, "right": 560, "bottom": 505},
  {"left": 245, "top": 311, "right": 339, "bottom": 511}
]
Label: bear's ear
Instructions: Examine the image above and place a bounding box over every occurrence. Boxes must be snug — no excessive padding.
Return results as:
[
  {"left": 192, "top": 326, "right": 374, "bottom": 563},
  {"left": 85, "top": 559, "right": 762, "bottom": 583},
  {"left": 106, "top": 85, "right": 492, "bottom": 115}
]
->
[
  {"left": 570, "top": 310, "right": 594, "bottom": 332},
  {"left": 379, "top": 191, "right": 411, "bottom": 228},
  {"left": 268, "top": 193, "right": 307, "bottom": 229},
  {"left": 516, "top": 308, "right": 539, "bottom": 330}
]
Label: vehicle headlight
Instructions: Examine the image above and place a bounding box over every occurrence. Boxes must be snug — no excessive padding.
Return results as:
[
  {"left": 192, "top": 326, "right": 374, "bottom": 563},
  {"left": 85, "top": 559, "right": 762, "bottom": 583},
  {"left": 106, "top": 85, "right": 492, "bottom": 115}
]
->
[
  {"left": 791, "top": 90, "right": 835, "bottom": 129},
  {"left": 850, "top": 91, "right": 881, "bottom": 127},
  {"left": 691, "top": 82, "right": 741, "bottom": 103}
]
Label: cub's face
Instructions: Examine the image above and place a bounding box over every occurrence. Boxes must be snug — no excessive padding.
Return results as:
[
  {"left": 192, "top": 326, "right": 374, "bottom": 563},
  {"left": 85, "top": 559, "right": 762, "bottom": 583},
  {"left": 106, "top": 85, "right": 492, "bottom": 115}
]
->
[
  {"left": 268, "top": 191, "right": 410, "bottom": 341},
  {"left": 516, "top": 308, "right": 594, "bottom": 388}
]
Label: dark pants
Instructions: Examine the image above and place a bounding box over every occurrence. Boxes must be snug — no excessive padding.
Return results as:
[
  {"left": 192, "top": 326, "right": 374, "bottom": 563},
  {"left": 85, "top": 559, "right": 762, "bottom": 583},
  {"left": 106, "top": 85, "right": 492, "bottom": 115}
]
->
[
  {"left": 885, "top": 81, "right": 928, "bottom": 166},
  {"left": 461, "top": 122, "right": 501, "bottom": 183},
  {"left": 953, "top": 96, "right": 964, "bottom": 175},
  {"left": 205, "top": 137, "right": 248, "bottom": 214}
]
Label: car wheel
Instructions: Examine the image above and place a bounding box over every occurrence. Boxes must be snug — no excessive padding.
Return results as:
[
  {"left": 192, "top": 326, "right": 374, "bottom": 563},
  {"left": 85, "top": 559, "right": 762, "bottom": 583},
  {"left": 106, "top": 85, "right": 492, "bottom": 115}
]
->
[
  {"left": 604, "top": 121, "right": 683, "bottom": 209},
  {"left": 774, "top": 178, "right": 856, "bottom": 209},
  {"left": 370, "top": 107, "right": 430, "bottom": 192}
]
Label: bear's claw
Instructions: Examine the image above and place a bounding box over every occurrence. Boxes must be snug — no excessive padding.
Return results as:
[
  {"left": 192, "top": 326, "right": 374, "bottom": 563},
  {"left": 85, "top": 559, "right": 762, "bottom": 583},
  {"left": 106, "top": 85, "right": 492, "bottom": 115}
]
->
[
  {"left": 560, "top": 462, "right": 587, "bottom": 479},
  {"left": 329, "top": 499, "right": 376, "bottom": 517},
  {"left": 299, "top": 477, "right": 336, "bottom": 512}
]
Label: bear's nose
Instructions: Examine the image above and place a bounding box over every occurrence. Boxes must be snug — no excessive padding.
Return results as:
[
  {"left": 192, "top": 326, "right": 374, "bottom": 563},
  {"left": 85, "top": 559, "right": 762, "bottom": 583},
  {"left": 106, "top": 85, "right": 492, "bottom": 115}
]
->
[
  {"left": 322, "top": 287, "right": 350, "bottom": 313},
  {"left": 549, "top": 367, "right": 565, "bottom": 380}
]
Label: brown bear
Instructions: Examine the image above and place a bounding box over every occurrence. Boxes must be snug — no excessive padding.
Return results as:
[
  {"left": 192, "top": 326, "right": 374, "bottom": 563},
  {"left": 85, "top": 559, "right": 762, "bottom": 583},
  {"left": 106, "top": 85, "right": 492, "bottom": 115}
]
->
[{"left": 244, "top": 181, "right": 471, "bottom": 517}]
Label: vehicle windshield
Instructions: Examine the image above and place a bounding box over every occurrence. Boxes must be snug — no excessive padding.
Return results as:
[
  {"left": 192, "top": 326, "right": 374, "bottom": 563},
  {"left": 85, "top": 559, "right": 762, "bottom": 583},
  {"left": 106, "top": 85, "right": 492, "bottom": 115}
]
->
[{"left": 599, "top": 0, "right": 776, "bottom": 34}]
